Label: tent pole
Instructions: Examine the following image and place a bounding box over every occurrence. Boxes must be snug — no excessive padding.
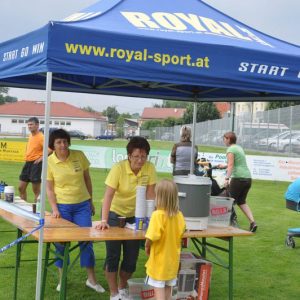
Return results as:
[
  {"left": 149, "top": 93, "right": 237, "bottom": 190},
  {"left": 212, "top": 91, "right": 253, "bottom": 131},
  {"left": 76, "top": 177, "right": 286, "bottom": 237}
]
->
[
  {"left": 231, "top": 102, "right": 236, "bottom": 132},
  {"left": 190, "top": 101, "right": 197, "bottom": 174},
  {"left": 35, "top": 72, "right": 52, "bottom": 300}
]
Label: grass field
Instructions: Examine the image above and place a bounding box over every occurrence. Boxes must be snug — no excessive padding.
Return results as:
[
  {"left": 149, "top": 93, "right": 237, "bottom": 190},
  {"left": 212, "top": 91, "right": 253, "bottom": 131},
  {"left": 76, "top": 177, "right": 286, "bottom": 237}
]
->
[{"left": 0, "top": 139, "right": 299, "bottom": 299}]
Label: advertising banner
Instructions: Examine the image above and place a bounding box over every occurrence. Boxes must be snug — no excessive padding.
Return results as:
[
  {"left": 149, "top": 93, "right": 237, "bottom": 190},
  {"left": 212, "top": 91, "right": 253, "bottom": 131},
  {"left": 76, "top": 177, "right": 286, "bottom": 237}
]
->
[
  {"left": 0, "top": 140, "right": 26, "bottom": 162},
  {"left": 0, "top": 142, "right": 297, "bottom": 182}
]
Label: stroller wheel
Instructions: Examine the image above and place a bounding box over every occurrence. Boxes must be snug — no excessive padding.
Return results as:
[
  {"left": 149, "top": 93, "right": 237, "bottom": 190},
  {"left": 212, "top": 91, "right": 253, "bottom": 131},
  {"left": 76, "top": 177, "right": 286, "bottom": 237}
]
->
[{"left": 285, "top": 236, "right": 296, "bottom": 248}]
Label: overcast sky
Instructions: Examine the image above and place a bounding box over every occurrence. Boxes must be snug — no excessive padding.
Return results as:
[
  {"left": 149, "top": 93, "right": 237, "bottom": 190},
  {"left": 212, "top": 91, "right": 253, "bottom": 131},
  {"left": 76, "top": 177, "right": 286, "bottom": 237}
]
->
[{"left": 1, "top": 0, "right": 299, "bottom": 114}]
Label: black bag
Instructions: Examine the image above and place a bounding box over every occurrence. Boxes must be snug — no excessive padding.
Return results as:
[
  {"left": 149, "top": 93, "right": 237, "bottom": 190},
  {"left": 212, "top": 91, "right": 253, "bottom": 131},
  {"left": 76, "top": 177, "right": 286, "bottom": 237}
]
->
[{"left": 211, "top": 178, "right": 224, "bottom": 196}]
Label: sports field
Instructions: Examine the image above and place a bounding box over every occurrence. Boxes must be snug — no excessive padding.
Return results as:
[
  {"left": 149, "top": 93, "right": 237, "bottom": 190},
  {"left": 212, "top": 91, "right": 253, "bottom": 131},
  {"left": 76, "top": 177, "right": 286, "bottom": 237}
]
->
[{"left": 0, "top": 139, "right": 299, "bottom": 299}]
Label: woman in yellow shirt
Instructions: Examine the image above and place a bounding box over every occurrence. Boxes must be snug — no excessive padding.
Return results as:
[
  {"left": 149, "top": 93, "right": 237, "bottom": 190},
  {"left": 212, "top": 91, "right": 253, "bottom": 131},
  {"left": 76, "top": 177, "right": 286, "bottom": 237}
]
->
[
  {"left": 96, "top": 136, "right": 157, "bottom": 300},
  {"left": 47, "top": 129, "right": 104, "bottom": 294}
]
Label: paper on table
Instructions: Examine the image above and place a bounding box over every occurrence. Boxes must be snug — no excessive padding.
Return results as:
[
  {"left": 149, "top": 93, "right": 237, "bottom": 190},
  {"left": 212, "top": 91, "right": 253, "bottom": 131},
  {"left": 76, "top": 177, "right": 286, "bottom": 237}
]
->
[{"left": 125, "top": 222, "right": 136, "bottom": 230}]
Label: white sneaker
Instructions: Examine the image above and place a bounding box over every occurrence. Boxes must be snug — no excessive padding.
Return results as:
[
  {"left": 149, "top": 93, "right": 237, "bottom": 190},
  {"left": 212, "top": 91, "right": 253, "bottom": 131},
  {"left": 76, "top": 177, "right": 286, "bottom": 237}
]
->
[
  {"left": 86, "top": 279, "right": 105, "bottom": 293},
  {"left": 110, "top": 293, "right": 121, "bottom": 300},
  {"left": 119, "top": 288, "right": 130, "bottom": 300},
  {"left": 56, "top": 283, "right": 61, "bottom": 292}
]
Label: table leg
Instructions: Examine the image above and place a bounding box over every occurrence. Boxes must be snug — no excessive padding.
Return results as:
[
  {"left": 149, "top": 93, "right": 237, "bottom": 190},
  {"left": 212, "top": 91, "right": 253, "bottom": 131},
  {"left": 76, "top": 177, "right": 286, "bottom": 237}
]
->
[
  {"left": 13, "top": 229, "right": 22, "bottom": 300},
  {"left": 202, "top": 237, "right": 207, "bottom": 258},
  {"left": 40, "top": 243, "right": 50, "bottom": 300},
  {"left": 228, "top": 237, "right": 233, "bottom": 300},
  {"left": 59, "top": 242, "right": 70, "bottom": 300}
]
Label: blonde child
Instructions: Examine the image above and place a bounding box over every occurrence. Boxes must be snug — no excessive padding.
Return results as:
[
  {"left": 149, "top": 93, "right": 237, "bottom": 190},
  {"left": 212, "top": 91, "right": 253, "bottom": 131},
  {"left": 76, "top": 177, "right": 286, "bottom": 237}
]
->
[{"left": 145, "top": 179, "right": 186, "bottom": 300}]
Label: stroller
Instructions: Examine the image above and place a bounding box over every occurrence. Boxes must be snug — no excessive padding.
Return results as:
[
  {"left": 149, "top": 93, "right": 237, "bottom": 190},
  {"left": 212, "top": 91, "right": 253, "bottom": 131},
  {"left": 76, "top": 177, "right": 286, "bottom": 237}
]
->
[
  {"left": 285, "top": 199, "right": 300, "bottom": 248},
  {"left": 196, "top": 159, "right": 238, "bottom": 227}
]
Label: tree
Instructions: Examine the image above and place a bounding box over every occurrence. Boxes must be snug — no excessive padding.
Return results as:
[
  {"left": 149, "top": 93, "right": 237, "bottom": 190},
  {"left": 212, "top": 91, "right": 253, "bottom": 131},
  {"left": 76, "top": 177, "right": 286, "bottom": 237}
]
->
[
  {"left": 116, "top": 113, "right": 131, "bottom": 127},
  {"left": 0, "top": 87, "right": 17, "bottom": 104},
  {"left": 131, "top": 113, "right": 140, "bottom": 119},
  {"left": 102, "top": 106, "right": 120, "bottom": 123},
  {"left": 141, "top": 119, "right": 162, "bottom": 130},
  {"left": 162, "top": 100, "right": 189, "bottom": 108},
  {"left": 183, "top": 102, "right": 220, "bottom": 123},
  {"left": 162, "top": 117, "right": 183, "bottom": 127},
  {"left": 267, "top": 101, "right": 299, "bottom": 110},
  {"left": 82, "top": 106, "right": 97, "bottom": 112}
]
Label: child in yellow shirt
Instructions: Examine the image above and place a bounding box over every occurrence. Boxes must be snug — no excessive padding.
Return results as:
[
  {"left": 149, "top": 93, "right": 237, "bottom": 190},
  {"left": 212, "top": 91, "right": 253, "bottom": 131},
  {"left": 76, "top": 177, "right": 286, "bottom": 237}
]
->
[{"left": 145, "top": 179, "right": 186, "bottom": 300}]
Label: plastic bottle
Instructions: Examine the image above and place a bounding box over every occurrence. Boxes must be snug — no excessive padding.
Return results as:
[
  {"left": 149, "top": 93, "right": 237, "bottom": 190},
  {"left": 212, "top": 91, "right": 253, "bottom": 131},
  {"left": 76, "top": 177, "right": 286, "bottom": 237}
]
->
[
  {"left": 0, "top": 181, "right": 4, "bottom": 200},
  {"left": 36, "top": 195, "right": 41, "bottom": 214}
]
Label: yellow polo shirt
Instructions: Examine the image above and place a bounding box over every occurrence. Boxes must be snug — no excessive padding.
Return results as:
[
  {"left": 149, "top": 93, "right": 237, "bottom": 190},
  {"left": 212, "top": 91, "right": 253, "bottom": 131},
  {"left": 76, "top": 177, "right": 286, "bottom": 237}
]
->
[
  {"left": 105, "top": 159, "right": 157, "bottom": 217},
  {"left": 47, "top": 150, "right": 90, "bottom": 204},
  {"left": 145, "top": 209, "right": 185, "bottom": 280}
]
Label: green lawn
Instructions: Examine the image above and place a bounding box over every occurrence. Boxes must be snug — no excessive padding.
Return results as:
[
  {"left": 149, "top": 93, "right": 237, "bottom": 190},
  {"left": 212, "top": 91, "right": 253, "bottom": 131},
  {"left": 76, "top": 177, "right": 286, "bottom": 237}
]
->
[{"left": 0, "top": 139, "right": 299, "bottom": 299}]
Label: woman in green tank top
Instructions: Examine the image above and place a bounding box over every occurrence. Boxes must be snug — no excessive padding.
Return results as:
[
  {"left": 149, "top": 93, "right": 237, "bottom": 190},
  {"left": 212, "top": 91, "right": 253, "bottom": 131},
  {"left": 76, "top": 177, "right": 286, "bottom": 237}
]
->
[{"left": 218, "top": 131, "right": 257, "bottom": 233}]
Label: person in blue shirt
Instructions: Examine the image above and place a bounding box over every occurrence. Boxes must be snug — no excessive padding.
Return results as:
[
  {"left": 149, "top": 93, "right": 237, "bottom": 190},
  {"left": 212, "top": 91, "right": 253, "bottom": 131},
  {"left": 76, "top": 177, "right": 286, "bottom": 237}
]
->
[{"left": 285, "top": 178, "right": 300, "bottom": 203}]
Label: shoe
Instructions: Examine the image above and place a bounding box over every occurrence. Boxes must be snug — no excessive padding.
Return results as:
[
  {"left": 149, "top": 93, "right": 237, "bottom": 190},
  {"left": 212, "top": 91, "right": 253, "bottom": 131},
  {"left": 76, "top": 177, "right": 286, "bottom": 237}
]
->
[
  {"left": 250, "top": 222, "right": 258, "bottom": 232},
  {"left": 119, "top": 288, "right": 130, "bottom": 300},
  {"left": 56, "top": 283, "right": 60, "bottom": 292},
  {"left": 86, "top": 279, "right": 105, "bottom": 293},
  {"left": 110, "top": 293, "right": 121, "bottom": 300}
]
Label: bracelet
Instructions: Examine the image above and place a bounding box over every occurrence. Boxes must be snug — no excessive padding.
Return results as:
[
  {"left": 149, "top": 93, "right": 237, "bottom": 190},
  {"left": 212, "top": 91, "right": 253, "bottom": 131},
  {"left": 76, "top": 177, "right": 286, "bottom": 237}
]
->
[{"left": 100, "top": 220, "right": 107, "bottom": 223}]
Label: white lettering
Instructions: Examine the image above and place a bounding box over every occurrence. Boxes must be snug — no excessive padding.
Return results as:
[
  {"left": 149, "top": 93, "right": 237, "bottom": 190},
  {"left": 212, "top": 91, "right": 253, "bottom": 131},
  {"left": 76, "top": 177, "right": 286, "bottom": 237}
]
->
[
  {"left": 220, "top": 22, "right": 251, "bottom": 41},
  {"left": 121, "top": 11, "right": 272, "bottom": 47},
  {"left": 238, "top": 62, "right": 249, "bottom": 72},
  {"left": 174, "top": 13, "right": 206, "bottom": 31},
  {"left": 200, "top": 17, "right": 234, "bottom": 37},
  {"left": 32, "top": 42, "right": 44, "bottom": 54},
  {"left": 152, "top": 12, "right": 186, "bottom": 30},
  {"left": 239, "top": 62, "right": 289, "bottom": 76},
  {"left": 121, "top": 12, "right": 160, "bottom": 29},
  {"left": 21, "top": 47, "right": 29, "bottom": 57},
  {"left": 2, "top": 49, "right": 18, "bottom": 62},
  {"left": 236, "top": 26, "right": 273, "bottom": 47}
]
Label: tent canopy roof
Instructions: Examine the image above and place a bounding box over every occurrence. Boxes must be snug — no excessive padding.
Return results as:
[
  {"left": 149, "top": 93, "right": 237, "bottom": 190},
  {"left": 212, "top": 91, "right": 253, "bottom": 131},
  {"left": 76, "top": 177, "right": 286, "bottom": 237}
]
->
[{"left": 1, "top": 0, "right": 300, "bottom": 101}]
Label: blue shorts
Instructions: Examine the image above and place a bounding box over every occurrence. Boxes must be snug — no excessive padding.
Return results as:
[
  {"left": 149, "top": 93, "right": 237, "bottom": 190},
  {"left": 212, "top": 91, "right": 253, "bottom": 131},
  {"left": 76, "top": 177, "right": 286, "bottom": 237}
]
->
[
  {"left": 54, "top": 200, "right": 95, "bottom": 268},
  {"left": 104, "top": 211, "right": 140, "bottom": 273}
]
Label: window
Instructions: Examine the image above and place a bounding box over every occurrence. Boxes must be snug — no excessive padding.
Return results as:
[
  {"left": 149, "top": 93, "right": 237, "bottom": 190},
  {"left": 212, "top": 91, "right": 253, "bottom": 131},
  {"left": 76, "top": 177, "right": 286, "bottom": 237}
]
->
[
  {"left": 66, "top": 121, "right": 71, "bottom": 126},
  {"left": 18, "top": 120, "right": 24, "bottom": 123},
  {"left": 60, "top": 121, "right": 65, "bottom": 125},
  {"left": 40, "top": 120, "right": 45, "bottom": 124},
  {"left": 54, "top": 121, "right": 59, "bottom": 125},
  {"left": 12, "top": 119, "right": 17, "bottom": 123}
]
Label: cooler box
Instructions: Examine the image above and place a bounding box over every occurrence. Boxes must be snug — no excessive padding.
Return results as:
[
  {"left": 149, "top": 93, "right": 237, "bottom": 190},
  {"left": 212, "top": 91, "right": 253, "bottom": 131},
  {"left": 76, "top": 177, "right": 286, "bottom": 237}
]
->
[
  {"left": 128, "top": 278, "right": 155, "bottom": 300},
  {"left": 208, "top": 196, "right": 234, "bottom": 227},
  {"left": 174, "top": 175, "right": 212, "bottom": 230}
]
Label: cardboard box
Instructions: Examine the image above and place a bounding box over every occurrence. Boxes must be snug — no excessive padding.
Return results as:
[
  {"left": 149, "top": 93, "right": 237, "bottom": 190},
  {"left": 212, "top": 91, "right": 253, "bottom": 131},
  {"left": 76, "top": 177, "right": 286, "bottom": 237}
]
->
[{"left": 177, "top": 252, "right": 212, "bottom": 300}]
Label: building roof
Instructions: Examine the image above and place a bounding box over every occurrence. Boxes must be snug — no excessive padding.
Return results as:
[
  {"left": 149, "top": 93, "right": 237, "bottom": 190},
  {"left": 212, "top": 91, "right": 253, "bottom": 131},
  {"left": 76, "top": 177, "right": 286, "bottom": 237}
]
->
[
  {"left": 141, "top": 108, "right": 186, "bottom": 120},
  {"left": 0, "top": 100, "right": 106, "bottom": 120},
  {"left": 214, "top": 102, "right": 231, "bottom": 117}
]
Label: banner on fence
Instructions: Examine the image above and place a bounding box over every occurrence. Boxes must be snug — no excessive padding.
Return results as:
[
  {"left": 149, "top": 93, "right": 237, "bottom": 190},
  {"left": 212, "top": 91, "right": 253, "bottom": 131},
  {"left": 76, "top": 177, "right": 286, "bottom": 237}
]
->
[{"left": 0, "top": 141, "right": 297, "bottom": 182}]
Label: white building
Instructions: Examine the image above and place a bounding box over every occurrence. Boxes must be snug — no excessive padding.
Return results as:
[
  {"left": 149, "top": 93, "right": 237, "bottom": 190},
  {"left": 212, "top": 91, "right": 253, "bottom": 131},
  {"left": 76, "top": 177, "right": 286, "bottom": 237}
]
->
[
  {"left": 235, "top": 102, "right": 268, "bottom": 121},
  {"left": 0, "top": 100, "right": 107, "bottom": 137}
]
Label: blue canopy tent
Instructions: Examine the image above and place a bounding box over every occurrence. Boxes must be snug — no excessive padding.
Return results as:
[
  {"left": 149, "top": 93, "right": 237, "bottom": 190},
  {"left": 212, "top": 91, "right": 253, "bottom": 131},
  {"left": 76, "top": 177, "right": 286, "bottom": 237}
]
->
[
  {"left": 1, "top": 0, "right": 300, "bottom": 100},
  {"left": 0, "top": 0, "right": 300, "bottom": 299}
]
